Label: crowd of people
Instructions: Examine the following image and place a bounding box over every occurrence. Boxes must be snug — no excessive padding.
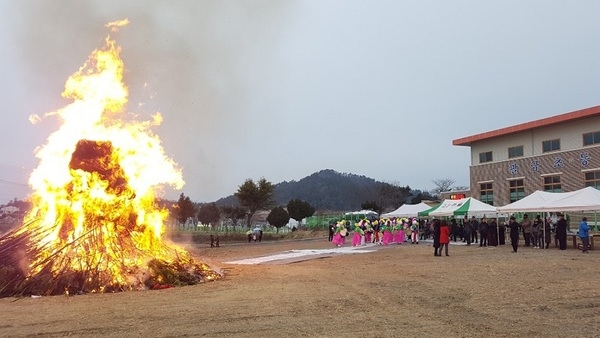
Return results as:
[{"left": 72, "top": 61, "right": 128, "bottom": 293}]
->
[
  {"left": 328, "top": 213, "right": 593, "bottom": 255},
  {"left": 329, "top": 218, "right": 421, "bottom": 247}
]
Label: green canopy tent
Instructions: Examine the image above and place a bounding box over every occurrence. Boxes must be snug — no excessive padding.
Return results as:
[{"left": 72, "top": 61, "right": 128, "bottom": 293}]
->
[
  {"left": 429, "top": 197, "right": 497, "bottom": 217},
  {"left": 418, "top": 204, "right": 441, "bottom": 217}
]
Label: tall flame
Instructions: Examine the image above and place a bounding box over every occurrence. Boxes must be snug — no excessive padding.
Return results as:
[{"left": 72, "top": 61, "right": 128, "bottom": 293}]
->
[{"left": 9, "top": 30, "right": 215, "bottom": 294}]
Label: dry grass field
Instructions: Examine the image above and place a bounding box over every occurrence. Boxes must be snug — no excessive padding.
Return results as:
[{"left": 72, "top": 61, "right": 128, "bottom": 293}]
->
[{"left": 1, "top": 231, "right": 599, "bottom": 338}]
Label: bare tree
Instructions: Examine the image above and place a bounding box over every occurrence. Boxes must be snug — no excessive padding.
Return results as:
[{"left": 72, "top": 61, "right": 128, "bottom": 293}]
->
[
  {"left": 431, "top": 178, "right": 455, "bottom": 197},
  {"left": 359, "top": 181, "right": 411, "bottom": 214}
]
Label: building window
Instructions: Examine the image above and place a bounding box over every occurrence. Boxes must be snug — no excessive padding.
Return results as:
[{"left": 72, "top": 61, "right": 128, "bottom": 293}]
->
[
  {"left": 543, "top": 176, "right": 562, "bottom": 192},
  {"left": 583, "top": 131, "right": 600, "bottom": 146},
  {"left": 479, "top": 151, "right": 493, "bottom": 163},
  {"left": 508, "top": 146, "right": 523, "bottom": 158},
  {"left": 509, "top": 179, "right": 525, "bottom": 203},
  {"left": 584, "top": 171, "right": 600, "bottom": 189},
  {"left": 542, "top": 139, "right": 560, "bottom": 153},
  {"left": 480, "top": 183, "right": 493, "bottom": 205}
]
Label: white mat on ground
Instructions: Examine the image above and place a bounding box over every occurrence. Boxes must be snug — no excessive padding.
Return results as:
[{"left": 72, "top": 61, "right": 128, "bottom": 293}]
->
[{"left": 225, "top": 245, "right": 377, "bottom": 265}]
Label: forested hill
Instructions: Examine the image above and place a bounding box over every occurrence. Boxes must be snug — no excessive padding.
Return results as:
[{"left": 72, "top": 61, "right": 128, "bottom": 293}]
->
[{"left": 215, "top": 169, "right": 393, "bottom": 211}]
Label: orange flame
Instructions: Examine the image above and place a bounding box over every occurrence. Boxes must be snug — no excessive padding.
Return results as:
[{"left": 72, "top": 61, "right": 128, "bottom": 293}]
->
[
  {"left": 105, "top": 18, "right": 130, "bottom": 32},
  {"left": 17, "top": 29, "right": 209, "bottom": 292}
]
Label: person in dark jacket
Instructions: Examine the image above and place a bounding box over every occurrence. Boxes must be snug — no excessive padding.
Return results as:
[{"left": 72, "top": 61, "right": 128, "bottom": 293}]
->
[
  {"left": 488, "top": 218, "right": 498, "bottom": 246},
  {"left": 432, "top": 219, "right": 441, "bottom": 256},
  {"left": 463, "top": 218, "right": 472, "bottom": 245},
  {"left": 498, "top": 220, "right": 506, "bottom": 245},
  {"left": 509, "top": 216, "right": 520, "bottom": 253},
  {"left": 479, "top": 217, "right": 489, "bottom": 247},
  {"left": 555, "top": 213, "right": 568, "bottom": 250},
  {"left": 328, "top": 222, "right": 335, "bottom": 242},
  {"left": 450, "top": 218, "right": 458, "bottom": 242},
  {"left": 471, "top": 216, "right": 479, "bottom": 244},
  {"left": 542, "top": 217, "right": 552, "bottom": 249}
]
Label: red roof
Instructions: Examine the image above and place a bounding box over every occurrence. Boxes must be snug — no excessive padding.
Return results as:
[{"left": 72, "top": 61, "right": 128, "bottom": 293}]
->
[{"left": 453, "top": 105, "right": 600, "bottom": 146}]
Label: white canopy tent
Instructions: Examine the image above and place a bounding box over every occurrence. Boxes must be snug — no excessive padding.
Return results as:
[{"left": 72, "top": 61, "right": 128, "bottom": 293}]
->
[
  {"left": 381, "top": 202, "right": 431, "bottom": 218},
  {"left": 429, "top": 197, "right": 497, "bottom": 217},
  {"left": 496, "top": 190, "right": 569, "bottom": 213},
  {"left": 497, "top": 186, "right": 600, "bottom": 213},
  {"left": 546, "top": 186, "right": 600, "bottom": 211}
]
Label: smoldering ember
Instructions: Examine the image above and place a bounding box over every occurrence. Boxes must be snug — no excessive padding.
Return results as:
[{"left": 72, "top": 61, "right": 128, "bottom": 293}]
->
[{"left": 0, "top": 22, "right": 220, "bottom": 297}]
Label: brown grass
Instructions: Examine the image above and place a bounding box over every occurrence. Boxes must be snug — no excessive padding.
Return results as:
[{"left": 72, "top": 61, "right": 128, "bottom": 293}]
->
[{"left": 1, "top": 232, "right": 599, "bottom": 337}]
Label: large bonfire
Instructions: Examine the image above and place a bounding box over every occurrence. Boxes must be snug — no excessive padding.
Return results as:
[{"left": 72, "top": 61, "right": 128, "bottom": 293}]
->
[{"left": 0, "top": 21, "right": 220, "bottom": 297}]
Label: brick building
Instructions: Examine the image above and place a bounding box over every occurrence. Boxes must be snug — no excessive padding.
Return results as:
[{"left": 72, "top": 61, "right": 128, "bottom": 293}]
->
[{"left": 453, "top": 105, "right": 600, "bottom": 207}]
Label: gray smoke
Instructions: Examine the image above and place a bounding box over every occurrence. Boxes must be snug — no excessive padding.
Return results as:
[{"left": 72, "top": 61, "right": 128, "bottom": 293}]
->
[{"left": 8, "top": 0, "right": 296, "bottom": 201}]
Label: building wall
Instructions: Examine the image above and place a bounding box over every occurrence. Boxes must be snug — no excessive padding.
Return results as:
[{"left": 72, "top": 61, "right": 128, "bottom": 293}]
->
[
  {"left": 470, "top": 117, "right": 600, "bottom": 164},
  {"left": 470, "top": 144, "right": 600, "bottom": 206}
]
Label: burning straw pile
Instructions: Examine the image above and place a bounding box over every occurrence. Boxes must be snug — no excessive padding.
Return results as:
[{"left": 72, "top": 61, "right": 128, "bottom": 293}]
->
[
  {"left": 0, "top": 140, "right": 220, "bottom": 297},
  {"left": 0, "top": 220, "right": 220, "bottom": 297},
  {"left": 0, "top": 24, "right": 221, "bottom": 297}
]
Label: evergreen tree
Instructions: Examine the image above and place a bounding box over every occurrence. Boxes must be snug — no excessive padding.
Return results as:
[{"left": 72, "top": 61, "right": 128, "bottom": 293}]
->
[
  {"left": 235, "top": 178, "right": 275, "bottom": 227},
  {"left": 267, "top": 206, "right": 290, "bottom": 233},
  {"left": 176, "top": 193, "right": 196, "bottom": 225},
  {"left": 287, "top": 199, "right": 315, "bottom": 226}
]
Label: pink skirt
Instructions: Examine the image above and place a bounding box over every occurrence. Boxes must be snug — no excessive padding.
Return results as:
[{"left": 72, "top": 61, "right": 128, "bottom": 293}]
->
[
  {"left": 332, "top": 233, "right": 342, "bottom": 246},
  {"left": 382, "top": 230, "right": 392, "bottom": 245},
  {"left": 394, "top": 231, "right": 405, "bottom": 244},
  {"left": 352, "top": 232, "right": 361, "bottom": 246},
  {"left": 365, "top": 232, "right": 372, "bottom": 243}
]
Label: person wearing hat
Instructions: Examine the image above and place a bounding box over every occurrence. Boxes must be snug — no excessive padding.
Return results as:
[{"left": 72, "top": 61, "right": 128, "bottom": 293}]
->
[
  {"left": 555, "top": 213, "right": 568, "bottom": 250},
  {"left": 508, "top": 216, "right": 520, "bottom": 253}
]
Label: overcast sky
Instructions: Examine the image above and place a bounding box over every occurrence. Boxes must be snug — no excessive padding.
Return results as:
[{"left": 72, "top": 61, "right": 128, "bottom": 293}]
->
[{"left": 2, "top": 1, "right": 600, "bottom": 204}]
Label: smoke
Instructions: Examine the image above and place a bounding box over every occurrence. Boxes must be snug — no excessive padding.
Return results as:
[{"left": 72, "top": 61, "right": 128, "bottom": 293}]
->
[{"left": 8, "top": 0, "right": 296, "bottom": 201}]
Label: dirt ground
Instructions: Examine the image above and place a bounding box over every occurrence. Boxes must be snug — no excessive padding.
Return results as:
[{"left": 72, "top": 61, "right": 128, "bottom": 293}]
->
[{"left": 1, "top": 232, "right": 599, "bottom": 338}]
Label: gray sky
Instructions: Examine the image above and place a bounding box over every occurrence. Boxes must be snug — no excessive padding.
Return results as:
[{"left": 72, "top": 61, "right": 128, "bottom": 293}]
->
[{"left": 2, "top": 1, "right": 600, "bottom": 204}]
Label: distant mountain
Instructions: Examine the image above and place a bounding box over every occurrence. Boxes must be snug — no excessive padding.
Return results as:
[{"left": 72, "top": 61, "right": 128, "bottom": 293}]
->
[{"left": 214, "top": 169, "right": 394, "bottom": 212}]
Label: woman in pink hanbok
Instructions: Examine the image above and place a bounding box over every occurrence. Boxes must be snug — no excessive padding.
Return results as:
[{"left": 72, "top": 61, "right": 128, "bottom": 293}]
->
[
  {"left": 352, "top": 222, "right": 364, "bottom": 247},
  {"left": 382, "top": 219, "right": 392, "bottom": 245},
  {"left": 394, "top": 219, "right": 405, "bottom": 244},
  {"left": 332, "top": 221, "right": 344, "bottom": 246}
]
